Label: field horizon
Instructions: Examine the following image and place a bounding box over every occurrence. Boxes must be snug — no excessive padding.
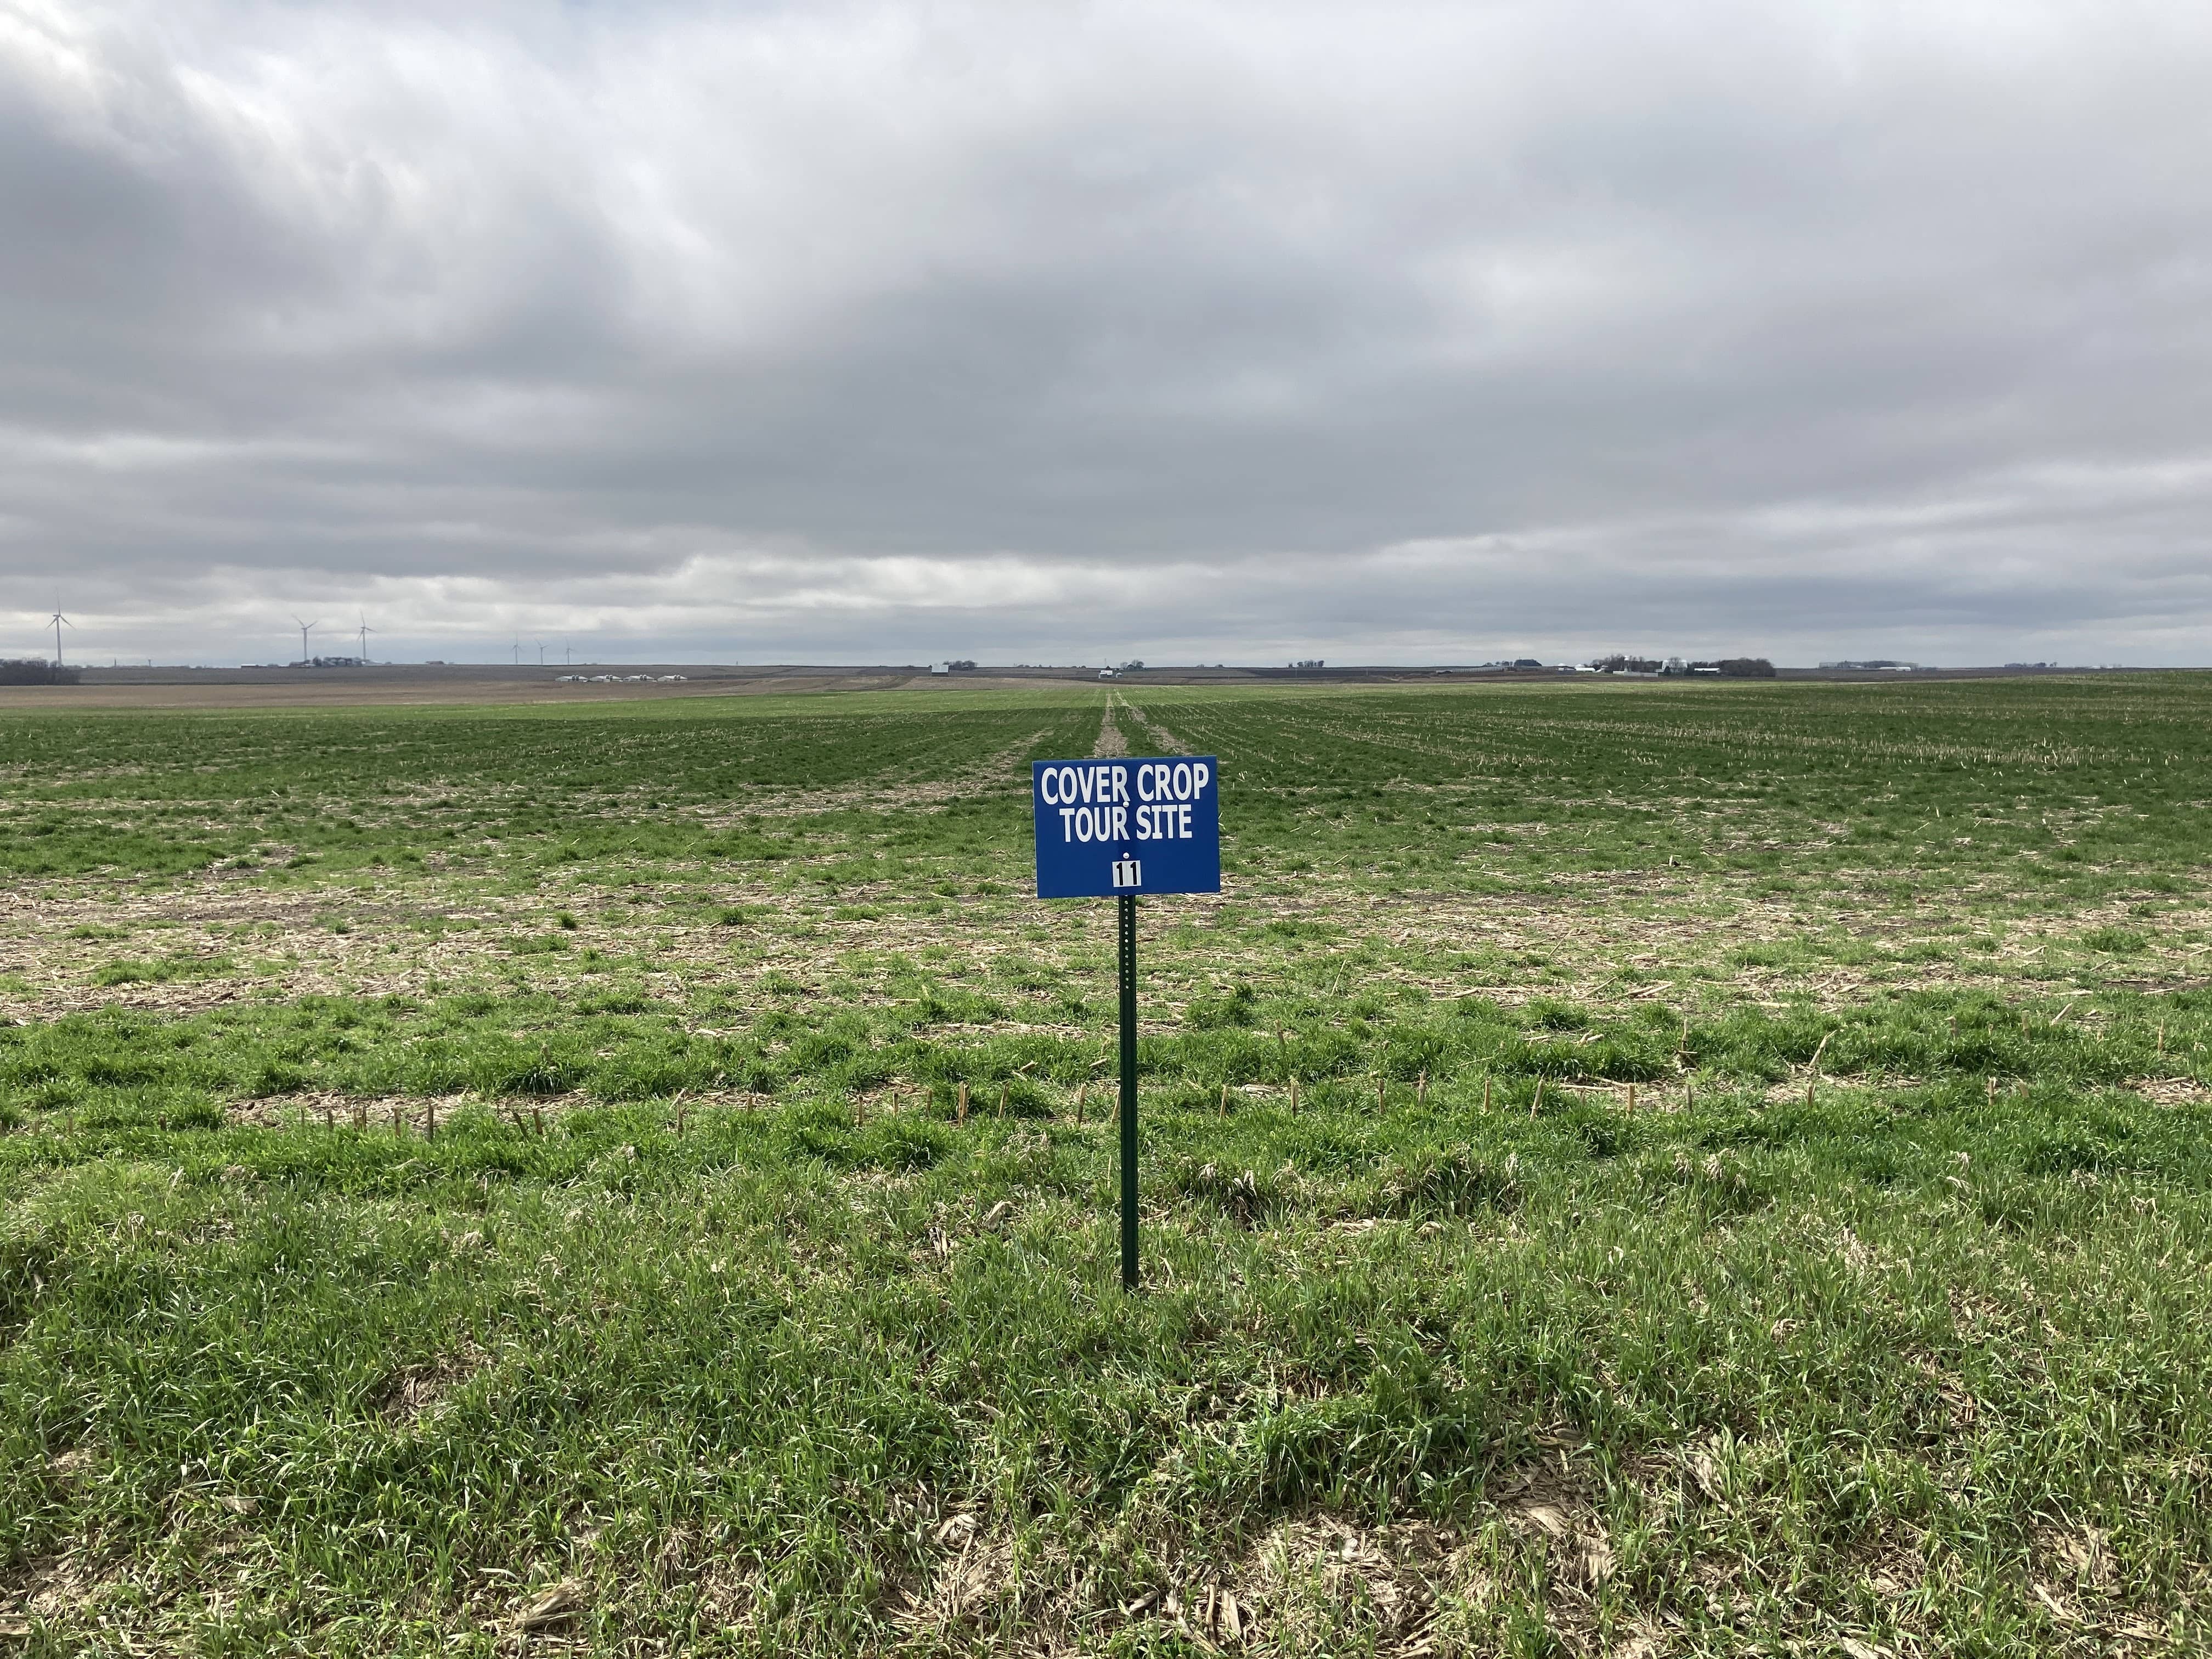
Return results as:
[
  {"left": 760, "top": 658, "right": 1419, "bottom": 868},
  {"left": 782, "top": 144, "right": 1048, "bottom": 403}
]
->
[{"left": 0, "top": 663, "right": 2192, "bottom": 715}]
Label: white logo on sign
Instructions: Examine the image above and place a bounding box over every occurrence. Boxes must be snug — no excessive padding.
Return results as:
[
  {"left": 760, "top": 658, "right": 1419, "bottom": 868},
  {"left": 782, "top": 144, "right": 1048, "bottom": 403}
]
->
[{"left": 1111, "top": 857, "right": 1142, "bottom": 888}]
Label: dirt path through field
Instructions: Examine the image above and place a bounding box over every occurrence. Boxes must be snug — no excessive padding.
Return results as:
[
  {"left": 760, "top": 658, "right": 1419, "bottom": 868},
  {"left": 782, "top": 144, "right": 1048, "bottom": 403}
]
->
[{"left": 1091, "top": 695, "right": 1127, "bottom": 757}]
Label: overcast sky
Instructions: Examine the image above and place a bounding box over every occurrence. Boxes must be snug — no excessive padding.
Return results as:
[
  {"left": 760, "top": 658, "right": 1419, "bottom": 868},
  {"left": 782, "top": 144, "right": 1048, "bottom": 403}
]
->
[{"left": 5, "top": 1, "right": 2211, "bottom": 667}]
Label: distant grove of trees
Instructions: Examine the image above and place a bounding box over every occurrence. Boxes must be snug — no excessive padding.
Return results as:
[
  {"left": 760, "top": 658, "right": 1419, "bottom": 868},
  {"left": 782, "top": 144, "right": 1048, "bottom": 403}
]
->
[
  {"left": 0, "top": 658, "right": 80, "bottom": 685},
  {"left": 1587, "top": 655, "right": 1775, "bottom": 676}
]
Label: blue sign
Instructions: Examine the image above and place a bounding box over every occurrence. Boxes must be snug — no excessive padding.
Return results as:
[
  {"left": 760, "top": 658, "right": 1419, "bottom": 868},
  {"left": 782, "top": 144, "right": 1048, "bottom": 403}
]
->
[{"left": 1033, "top": 756, "right": 1221, "bottom": 899}]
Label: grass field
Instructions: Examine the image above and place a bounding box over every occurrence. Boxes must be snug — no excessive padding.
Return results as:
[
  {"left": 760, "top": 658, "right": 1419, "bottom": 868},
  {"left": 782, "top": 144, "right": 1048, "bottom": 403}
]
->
[{"left": 3, "top": 675, "right": 2210, "bottom": 1656}]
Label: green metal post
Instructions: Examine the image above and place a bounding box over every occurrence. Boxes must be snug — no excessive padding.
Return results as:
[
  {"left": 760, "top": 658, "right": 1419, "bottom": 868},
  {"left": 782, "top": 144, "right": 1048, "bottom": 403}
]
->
[{"left": 1118, "top": 892, "right": 1139, "bottom": 1291}]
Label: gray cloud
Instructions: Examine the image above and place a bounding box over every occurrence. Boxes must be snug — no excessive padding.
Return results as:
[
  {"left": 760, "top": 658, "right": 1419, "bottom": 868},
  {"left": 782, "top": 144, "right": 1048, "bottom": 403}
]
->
[{"left": 5, "top": 0, "right": 2211, "bottom": 666}]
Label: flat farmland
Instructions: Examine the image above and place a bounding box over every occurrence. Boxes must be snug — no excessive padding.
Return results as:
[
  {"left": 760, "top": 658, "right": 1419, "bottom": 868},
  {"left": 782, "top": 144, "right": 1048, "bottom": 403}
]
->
[{"left": 3, "top": 676, "right": 2210, "bottom": 1656}]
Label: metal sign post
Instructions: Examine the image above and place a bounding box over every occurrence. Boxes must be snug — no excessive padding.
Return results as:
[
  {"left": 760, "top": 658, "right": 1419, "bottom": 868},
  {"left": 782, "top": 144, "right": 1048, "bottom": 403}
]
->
[
  {"left": 1033, "top": 756, "right": 1222, "bottom": 1290},
  {"left": 1118, "top": 892, "right": 1139, "bottom": 1290}
]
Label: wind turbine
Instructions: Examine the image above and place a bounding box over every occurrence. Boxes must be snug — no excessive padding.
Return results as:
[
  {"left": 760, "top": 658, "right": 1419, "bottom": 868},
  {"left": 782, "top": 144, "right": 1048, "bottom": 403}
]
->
[
  {"left": 356, "top": 614, "right": 375, "bottom": 663},
  {"left": 295, "top": 617, "right": 319, "bottom": 664},
  {"left": 47, "top": 611, "right": 72, "bottom": 666}
]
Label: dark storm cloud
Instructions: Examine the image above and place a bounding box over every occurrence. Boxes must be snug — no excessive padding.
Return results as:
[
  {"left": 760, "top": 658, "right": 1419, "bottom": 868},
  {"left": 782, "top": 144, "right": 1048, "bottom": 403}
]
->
[{"left": 5, "top": 0, "right": 2211, "bottom": 665}]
